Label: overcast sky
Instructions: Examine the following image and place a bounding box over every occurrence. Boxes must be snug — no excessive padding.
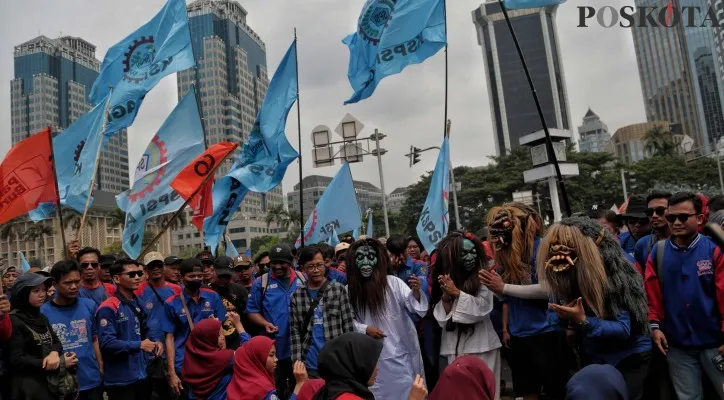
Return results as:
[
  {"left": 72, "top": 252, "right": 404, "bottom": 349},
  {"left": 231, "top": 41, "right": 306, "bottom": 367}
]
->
[{"left": 0, "top": 0, "right": 644, "bottom": 198}]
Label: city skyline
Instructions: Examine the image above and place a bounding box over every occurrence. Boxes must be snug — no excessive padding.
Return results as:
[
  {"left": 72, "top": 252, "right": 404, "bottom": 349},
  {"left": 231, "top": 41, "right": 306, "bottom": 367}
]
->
[{"left": 0, "top": 0, "right": 647, "bottom": 197}]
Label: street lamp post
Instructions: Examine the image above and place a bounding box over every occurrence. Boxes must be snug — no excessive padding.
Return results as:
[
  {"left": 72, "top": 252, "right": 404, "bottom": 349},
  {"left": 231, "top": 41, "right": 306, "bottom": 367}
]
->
[{"left": 373, "top": 129, "right": 390, "bottom": 236}]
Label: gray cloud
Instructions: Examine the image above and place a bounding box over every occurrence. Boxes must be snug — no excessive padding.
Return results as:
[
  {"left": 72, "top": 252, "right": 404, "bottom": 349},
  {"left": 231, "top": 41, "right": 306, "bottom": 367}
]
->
[{"left": 0, "top": 0, "right": 644, "bottom": 199}]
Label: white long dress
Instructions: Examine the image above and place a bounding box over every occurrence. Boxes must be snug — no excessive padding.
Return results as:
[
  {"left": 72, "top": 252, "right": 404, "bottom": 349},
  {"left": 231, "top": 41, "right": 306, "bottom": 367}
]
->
[
  {"left": 434, "top": 285, "right": 503, "bottom": 400},
  {"left": 352, "top": 276, "right": 428, "bottom": 400}
]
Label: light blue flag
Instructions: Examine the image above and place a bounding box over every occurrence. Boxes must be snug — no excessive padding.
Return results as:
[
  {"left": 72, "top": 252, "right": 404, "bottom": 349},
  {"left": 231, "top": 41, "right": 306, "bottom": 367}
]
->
[
  {"left": 89, "top": 0, "right": 194, "bottom": 134},
  {"left": 343, "top": 0, "right": 446, "bottom": 104},
  {"left": 503, "top": 0, "right": 566, "bottom": 10},
  {"left": 226, "top": 41, "right": 299, "bottom": 193},
  {"left": 118, "top": 90, "right": 204, "bottom": 259},
  {"left": 366, "top": 210, "right": 374, "bottom": 237},
  {"left": 28, "top": 202, "right": 56, "bottom": 222},
  {"left": 416, "top": 136, "right": 450, "bottom": 253},
  {"left": 295, "top": 164, "right": 361, "bottom": 248},
  {"left": 327, "top": 228, "right": 341, "bottom": 247},
  {"left": 203, "top": 176, "right": 249, "bottom": 254},
  {"left": 226, "top": 236, "right": 240, "bottom": 258},
  {"left": 18, "top": 251, "right": 30, "bottom": 273},
  {"left": 352, "top": 227, "right": 360, "bottom": 240}
]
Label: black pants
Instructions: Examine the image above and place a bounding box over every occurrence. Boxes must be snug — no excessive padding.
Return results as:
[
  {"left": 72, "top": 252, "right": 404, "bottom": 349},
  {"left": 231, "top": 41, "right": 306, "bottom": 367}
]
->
[
  {"left": 151, "top": 376, "right": 173, "bottom": 400},
  {"left": 642, "top": 349, "right": 675, "bottom": 400},
  {"left": 616, "top": 351, "right": 651, "bottom": 400},
  {"left": 275, "top": 358, "right": 294, "bottom": 400},
  {"left": 106, "top": 379, "right": 152, "bottom": 400},
  {"left": 509, "top": 331, "right": 569, "bottom": 400},
  {"left": 77, "top": 387, "right": 103, "bottom": 400}
]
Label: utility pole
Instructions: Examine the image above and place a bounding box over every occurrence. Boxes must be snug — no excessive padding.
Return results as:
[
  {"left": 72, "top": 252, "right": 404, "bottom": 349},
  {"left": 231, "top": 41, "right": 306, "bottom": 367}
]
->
[
  {"left": 535, "top": 192, "right": 542, "bottom": 216},
  {"left": 620, "top": 168, "right": 628, "bottom": 202}
]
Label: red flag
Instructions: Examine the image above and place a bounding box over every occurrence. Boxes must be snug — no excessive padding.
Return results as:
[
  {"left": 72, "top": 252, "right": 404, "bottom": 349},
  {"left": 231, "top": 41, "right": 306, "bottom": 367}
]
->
[
  {"left": 171, "top": 142, "right": 239, "bottom": 230},
  {"left": 0, "top": 128, "right": 58, "bottom": 225}
]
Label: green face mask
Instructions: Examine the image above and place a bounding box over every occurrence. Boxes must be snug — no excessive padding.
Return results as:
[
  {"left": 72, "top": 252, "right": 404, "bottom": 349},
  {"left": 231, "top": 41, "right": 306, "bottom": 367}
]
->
[
  {"left": 355, "top": 245, "right": 377, "bottom": 278},
  {"left": 462, "top": 239, "right": 478, "bottom": 271}
]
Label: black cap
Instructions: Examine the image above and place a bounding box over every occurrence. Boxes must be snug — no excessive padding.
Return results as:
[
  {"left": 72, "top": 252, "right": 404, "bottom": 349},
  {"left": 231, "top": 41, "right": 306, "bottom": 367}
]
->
[
  {"left": 213, "top": 256, "right": 234, "bottom": 277},
  {"left": 196, "top": 251, "right": 214, "bottom": 264},
  {"left": 180, "top": 258, "right": 203, "bottom": 276},
  {"left": 269, "top": 243, "right": 294, "bottom": 265},
  {"left": 623, "top": 195, "right": 648, "bottom": 219},
  {"left": 100, "top": 255, "right": 116, "bottom": 268},
  {"left": 164, "top": 256, "right": 182, "bottom": 266}
]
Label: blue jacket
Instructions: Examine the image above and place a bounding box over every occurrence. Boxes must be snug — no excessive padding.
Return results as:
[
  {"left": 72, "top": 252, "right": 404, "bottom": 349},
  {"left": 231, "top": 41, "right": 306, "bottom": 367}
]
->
[
  {"left": 503, "top": 238, "right": 552, "bottom": 337},
  {"left": 247, "top": 273, "right": 305, "bottom": 360},
  {"left": 326, "top": 267, "right": 347, "bottom": 285},
  {"left": 619, "top": 232, "right": 638, "bottom": 258},
  {"left": 161, "top": 287, "right": 226, "bottom": 371},
  {"left": 645, "top": 235, "right": 724, "bottom": 348},
  {"left": 96, "top": 295, "right": 148, "bottom": 386},
  {"left": 135, "top": 282, "right": 181, "bottom": 342},
  {"left": 549, "top": 310, "right": 651, "bottom": 366},
  {"left": 634, "top": 233, "right": 658, "bottom": 272},
  {"left": 393, "top": 256, "right": 429, "bottom": 295}
]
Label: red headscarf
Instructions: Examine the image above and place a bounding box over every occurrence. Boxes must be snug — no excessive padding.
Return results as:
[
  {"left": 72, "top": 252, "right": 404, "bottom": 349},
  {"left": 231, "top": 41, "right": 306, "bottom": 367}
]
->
[
  {"left": 227, "top": 336, "right": 276, "bottom": 400},
  {"left": 181, "top": 319, "right": 234, "bottom": 400},
  {"left": 428, "top": 356, "right": 496, "bottom": 400},
  {"left": 297, "top": 379, "right": 325, "bottom": 400}
]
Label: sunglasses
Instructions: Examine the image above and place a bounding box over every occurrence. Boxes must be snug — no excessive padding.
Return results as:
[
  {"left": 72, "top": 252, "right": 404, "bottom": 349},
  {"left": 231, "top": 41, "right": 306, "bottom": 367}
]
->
[
  {"left": 666, "top": 213, "right": 697, "bottom": 224},
  {"left": 627, "top": 218, "right": 649, "bottom": 226},
  {"left": 234, "top": 265, "right": 252, "bottom": 272},
  {"left": 645, "top": 207, "right": 667, "bottom": 217},
  {"left": 80, "top": 262, "right": 100, "bottom": 268},
  {"left": 258, "top": 263, "right": 270, "bottom": 269},
  {"left": 119, "top": 271, "right": 144, "bottom": 278}
]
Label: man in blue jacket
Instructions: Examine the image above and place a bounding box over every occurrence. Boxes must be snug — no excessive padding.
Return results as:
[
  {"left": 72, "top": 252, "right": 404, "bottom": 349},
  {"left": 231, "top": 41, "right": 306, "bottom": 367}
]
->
[
  {"left": 97, "top": 258, "right": 163, "bottom": 400},
  {"left": 620, "top": 195, "right": 651, "bottom": 259},
  {"left": 633, "top": 191, "right": 672, "bottom": 273}
]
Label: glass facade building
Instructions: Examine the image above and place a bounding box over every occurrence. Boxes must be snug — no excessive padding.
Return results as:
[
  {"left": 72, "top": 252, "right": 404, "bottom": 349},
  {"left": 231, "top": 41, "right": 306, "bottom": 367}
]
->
[
  {"left": 577, "top": 109, "right": 611, "bottom": 153},
  {"left": 173, "top": 0, "right": 285, "bottom": 254},
  {"left": 11, "top": 36, "right": 129, "bottom": 193},
  {"left": 472, "top": 2, "right": 572, "bottom": 156}
]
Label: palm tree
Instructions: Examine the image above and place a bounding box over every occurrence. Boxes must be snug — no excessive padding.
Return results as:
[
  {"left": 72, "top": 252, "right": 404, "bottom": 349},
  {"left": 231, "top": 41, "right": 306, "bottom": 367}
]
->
[
  {"left": 286, "top": 210, "right": 302, "bottom": 230},
  {"left": 0, "top": 217, "right": 25, "bottom": 242},
  {"left": 23, "top": 222, "right": 54, "bottom": 264},
  {"left": 645, "top": 125, "right": 677, "bottom": 157},
  {"left": 108, "top": 208, "right": 127, "bottom": 229},
  {"left": 265, "top": 205, "right": 289, "bottom": 235},
  {"left": 152, "top": 212, "right": 188, "bottom": 231},
  {"left": 61, "top": 207, "right": 91, "bottom": 231}
]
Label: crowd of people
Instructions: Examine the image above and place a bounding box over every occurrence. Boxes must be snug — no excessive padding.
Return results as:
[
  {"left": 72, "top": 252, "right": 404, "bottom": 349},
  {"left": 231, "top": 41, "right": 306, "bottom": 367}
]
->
[{"left": 0, "top": 189, "right": 722, "bottom": 400}]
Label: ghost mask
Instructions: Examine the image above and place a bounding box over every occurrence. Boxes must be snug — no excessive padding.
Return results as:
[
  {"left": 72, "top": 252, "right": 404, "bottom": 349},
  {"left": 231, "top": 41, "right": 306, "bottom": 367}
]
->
[
  {"left": 355, "top": 245, "right": 378, "bottom": 278},
  {"left": 462, "top": 238, "right": 478, "bottom": 271}
]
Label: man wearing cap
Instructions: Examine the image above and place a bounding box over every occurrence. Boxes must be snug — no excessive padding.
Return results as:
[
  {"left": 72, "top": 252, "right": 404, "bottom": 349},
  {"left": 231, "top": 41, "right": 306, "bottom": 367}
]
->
[
  {"left": 247, "top": 243, "right": 307, "bottom": 399},
  {"left": 333, "top": 243, "right": 350, "bottom": 276},
  {"left": 620, "top": 195, "right": 653, "bottom": 258},
  {"left": 210, "top": 256, "right": 249, "bottom": 349},
  {"left": 1, "top": 265, "right": 19, "bottom": 293},
  {"left": 99, "top": 255, "right": 115, "bottom": 284},
  {"left": 161, "top": 258, "right": 226, "bottom": 397},
  {"left": 136, "top": 252, "right": 182, "bottom": 399},
  {"left": 196, "top": 251, "right": 215, "bottom": 286},
  {"left": 163, "top": 256, "right": 182, "bottom": 284},
  {"left": 232, "top": 255, "right": 254, "bottom": 288}
]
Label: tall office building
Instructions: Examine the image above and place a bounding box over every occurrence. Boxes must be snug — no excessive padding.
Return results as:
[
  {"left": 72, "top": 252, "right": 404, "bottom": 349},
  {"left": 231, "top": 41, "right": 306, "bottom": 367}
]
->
[
  {"left": 173, "top": 0, "right": 285, "bottom": 254},
  {"left": 577, "top": 109, "right": 610, "bottom": 153},
  {"left": 287, "top": 175, "right": 383, "bottom": 221},
  {"left": 11, "top": 35, "right": 130, "bottom": 193},
  {"left": 632, "top": 0, "right": 724, "bottom": 153},
  {"left": 472, "top": 1, "right": 572, "bottom": 156}
]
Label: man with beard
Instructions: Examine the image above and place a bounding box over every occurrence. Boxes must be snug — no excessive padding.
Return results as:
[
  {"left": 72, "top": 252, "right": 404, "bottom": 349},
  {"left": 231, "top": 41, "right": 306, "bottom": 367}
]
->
[
  {"left": 162, "top": 256, "right": 182, "bottom": 284},
  {"left": 347, "top": 238, "right": 427, "bottom": 399},
  {"left": 247, "top": 243, "right": 307, "bottom": 399},
  {"left": 633, "top": 191, "right": 672, "bottom": 273},
  {"left": 78, "top": 247, "right": 116, "bottom": 308},
  {"left": 197, "top": 250, "right": 215, "bottom": 286},
  {"left": 483, "top": 203, "right": 567, "bottom": 400},
  {"left": 209, "top": 256, "right": 248, "bottom": 349},
  {"left": 161, "top": 258, "right": 226, "bottom": 397},
  {"left": 135, "top": 252, "right": 181, "bottom": 400}
]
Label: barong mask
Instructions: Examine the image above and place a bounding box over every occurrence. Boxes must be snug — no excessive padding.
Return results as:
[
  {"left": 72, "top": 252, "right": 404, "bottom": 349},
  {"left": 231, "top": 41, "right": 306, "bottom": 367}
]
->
[
  {"left": 462, "top": 239, "right": 478, "bottom": 271},
  {"left": 544, "top": 244, "right": 578, "bottom": 273},
  {"left": 489, "top": 211, "right": 514, "bottom": 251},
  {"left": 487, "top": 203, "right": 541, "bottom": 285},
  {"left": 355, "top": 245, "right": 377, "bottom": 279}
]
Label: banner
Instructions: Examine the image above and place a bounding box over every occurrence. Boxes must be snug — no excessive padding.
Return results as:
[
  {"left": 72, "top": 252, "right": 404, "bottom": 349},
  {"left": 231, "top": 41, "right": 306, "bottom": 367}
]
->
[
  {"left": 190, "top": 181, "right": 213, "bottom": 232},
  {"left": 343, "top": 0, "right": 446, "bottom": 104},
  {"left": 202, "top": 176, "right": 249, "bottom": 253},
  {"left": 416, "top": 136, "right": 450, "bottom": 252},
  {"left": 503, "top": 0, "right": 566, "bottom": 10},
  {"left": 226, "top": 236, "right": 239, "bottom": 258},
  {"left": 117, "top": 89, "right": 204, "bottom": 259},
  {"left": 366, "top": 210, "right": 374, "bottom": 237},
  {"left": 296, "top": 163, "right": 361, "bottom": 247},
  {"left": 0, "top": 128, "right": 57, "bottom": 225},
  {"left": 328, "top": 228, "right": 341, "bottom": 247},
  {"left": 89, "top": 0, "right": 194, "bottom": 134}
]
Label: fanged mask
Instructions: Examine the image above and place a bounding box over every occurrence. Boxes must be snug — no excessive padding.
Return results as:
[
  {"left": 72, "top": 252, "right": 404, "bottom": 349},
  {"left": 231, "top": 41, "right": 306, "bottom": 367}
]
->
[
  {"left": 355, "top": 245, "right": 378, "bottom": 278},
  {"left": 462, "top": 239, "right": 478, "bottom": 271},
  {"left": 490, "top": 212, "right": 514, "bottom": 251},
  {"left": 545, "top": 244, "right": 578, "bottom": 273}
]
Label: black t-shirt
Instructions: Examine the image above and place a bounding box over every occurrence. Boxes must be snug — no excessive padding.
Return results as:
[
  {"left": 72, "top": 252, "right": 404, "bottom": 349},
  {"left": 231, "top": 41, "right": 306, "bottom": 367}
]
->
[{"left": 211, "top": 282, "right": 249, "bottom": 349}]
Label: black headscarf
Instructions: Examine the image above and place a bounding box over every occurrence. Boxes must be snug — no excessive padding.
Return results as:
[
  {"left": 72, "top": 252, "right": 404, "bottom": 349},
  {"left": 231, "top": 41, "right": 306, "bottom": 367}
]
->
[
  {"left": 313, "top": 333, "right": 383, "bottom": 400},
  {"left": 11, "top": 273, "right": 52, "bottom": 332}
]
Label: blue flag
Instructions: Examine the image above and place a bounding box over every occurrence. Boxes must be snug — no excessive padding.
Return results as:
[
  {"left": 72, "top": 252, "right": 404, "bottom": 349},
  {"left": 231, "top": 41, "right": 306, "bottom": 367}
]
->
[
  {"left": 226, "top": 236, "right": 240, "bottom": 258},
  {"left": 89, "top": 0, "right": 194, "bottom": 134},
  {"left": 416, "top": 136, "right": 450, "bottom": 253},
  {"left": 28, "top": 202, "right": 56, "bottom": 222},
  {"left": 18, "top": 251, "right": 30, "bottom": 273},
  {"left": 352, "top": 227, "right": 360, "bottom": 240},
  {"left": 244, "top": 248, "right": 252, "bottom": 257},
  {"left": 328, "top": 228, "right": 341, "bottom": 247},
  {"left": 296, "top": 164, "right": 361, "bottom": 247},
  {"left": 343, "top": 0, "right": 446, "bottom": 104},
  {"left": 203, "top": 176, "right": 249, "bottom": 253},
  {"left": 503, "top": 0, "right": 566, "bottom": 10},
  {"left": 118, "top": 90, "right": 204, "bottom": 259},
  {"left": 226, "top": 41, "right": 299, "bottom": 193},
  {"left": 366, "top": 210, "right": 374, "bottom": 237}
]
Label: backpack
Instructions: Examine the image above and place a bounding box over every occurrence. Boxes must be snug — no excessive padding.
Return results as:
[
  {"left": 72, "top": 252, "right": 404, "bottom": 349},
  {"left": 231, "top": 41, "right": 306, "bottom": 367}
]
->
[
  {"left": 22, "top": 321, "right": 79, "bottom": 400},
  {"left": 260, "top": 271, "right": 307, "bottom": 301}
]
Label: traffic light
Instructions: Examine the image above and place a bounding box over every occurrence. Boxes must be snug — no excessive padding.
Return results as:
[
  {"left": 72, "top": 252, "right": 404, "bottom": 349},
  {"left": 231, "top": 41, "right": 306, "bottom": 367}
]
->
[{"left": 412, "top": 147, "right": 421, "bottom": 166}]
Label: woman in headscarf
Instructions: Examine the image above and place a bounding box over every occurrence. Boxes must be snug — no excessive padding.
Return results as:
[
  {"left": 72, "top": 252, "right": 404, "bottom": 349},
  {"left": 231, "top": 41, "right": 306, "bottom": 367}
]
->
[
  {"left": 7, "top": 272, "right": 74, "bottom": 400},
  {"left": 182, "top": 319, "right": 234, "bottom": 400},
  {"left": 428, "top": 355, "right": 496, "bottom": 400},
  {"left": 227, "top": 336, "right": 308, "bottom": 400},
  {"left": 566, "top": 364, "right": 628, "bottom": 400},
  {"left": 313, "top": 332, "right": 382, "bottom": 400}
]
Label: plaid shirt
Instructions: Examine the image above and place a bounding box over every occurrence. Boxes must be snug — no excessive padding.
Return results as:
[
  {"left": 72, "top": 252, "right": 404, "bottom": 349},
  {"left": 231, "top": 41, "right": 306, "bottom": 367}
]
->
[{"left": 290, "top": 281, "right": 354, "bottom": 364}]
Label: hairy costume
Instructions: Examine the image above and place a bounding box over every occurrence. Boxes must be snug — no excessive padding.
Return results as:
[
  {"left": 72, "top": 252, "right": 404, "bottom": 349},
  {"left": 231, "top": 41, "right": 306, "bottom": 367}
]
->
[
  {"left": 541, "top": 217, "right": 652, "bottom": 400},
  {"left": 432, "top": 232, "right": 502, "bottom": 399},
  {"left": 345, "top": 239, "right": 428, "bottom": 400},
  {"left": 488, "top": 202, "right": 543, "bottom": 284}
]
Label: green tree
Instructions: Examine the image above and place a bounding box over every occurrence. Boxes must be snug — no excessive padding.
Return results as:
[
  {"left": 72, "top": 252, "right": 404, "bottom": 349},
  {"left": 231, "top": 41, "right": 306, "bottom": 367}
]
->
[
  {"left": 265, "top": 204, "right": 290, "bottom": 235},
  {"left": 178, "top": 247, "right": 203, "bottom": 259},
  {"left": 109, "top": 208, "right": 126, "bottom": 228},
  {"left": 0, "top": 217, "right": 25, "bottom": 242},
  {"left": 644, "top": 125, "right": 677, "bottom": 157},
  {"left": 23, "top": 221, "right": 54, "bottom": 263},
  {"left": 103, "top": 241, "right": 123, "bottom": 254},
  {"left": 251, "top": 235, "right": 279, "bottom": 254},
  {"left": 61, "top": 207, "right": 91, "bottom": 231}
]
